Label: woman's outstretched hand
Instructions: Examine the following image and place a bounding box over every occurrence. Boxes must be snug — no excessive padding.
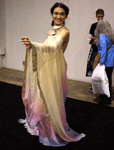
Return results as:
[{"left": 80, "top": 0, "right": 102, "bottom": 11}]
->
[{"left": 21, "top": 37, "right": 32, "bottom": 48}]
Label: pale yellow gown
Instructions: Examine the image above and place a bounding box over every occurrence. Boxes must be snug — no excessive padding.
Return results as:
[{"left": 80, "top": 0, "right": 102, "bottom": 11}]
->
[{"left": 19, "top": 34, "right": 85, "bottom": 147}]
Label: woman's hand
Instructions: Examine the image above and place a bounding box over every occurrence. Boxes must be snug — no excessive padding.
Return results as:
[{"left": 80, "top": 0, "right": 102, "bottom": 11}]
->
[{"left": 21, "top": 37, "right": 32, "bottom": 48}]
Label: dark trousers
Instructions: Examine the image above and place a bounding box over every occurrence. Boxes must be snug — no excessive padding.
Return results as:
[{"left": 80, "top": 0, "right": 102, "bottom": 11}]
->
[{"left": 105, "top": 67, "right": 113, "bottom": 100}]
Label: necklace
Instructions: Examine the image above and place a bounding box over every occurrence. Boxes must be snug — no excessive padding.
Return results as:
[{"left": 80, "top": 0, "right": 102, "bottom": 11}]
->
[{"left": 50, "top": 24, "right": 64, "bottom": 36}]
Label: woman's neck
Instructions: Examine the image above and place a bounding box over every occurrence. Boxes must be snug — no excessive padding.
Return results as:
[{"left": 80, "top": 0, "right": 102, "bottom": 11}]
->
[{"left": 54, "top": 23, "right": 63, "bottom": 27}]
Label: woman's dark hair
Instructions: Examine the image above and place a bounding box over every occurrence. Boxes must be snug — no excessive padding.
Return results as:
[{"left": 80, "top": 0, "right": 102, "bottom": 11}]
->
[{"left": 50, "top": 2, "right": 69, "bottom": 26}]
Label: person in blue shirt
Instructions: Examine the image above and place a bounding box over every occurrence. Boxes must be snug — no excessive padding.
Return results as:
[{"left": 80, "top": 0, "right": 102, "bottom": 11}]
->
[{"left": 95, "top": 20, "right": 114, "bottom": 104}]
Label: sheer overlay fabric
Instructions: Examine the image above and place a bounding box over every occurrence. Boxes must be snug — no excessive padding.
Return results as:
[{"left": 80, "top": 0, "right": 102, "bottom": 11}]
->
[{"left": 19, "top": 35, "right": 85, "bottom": 146}]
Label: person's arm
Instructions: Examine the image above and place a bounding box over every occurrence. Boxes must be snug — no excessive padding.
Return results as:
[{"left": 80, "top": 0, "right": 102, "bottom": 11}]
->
[
  {"left": 21, "top": 29, "right": 69, "bottom": 52},
  {"left": 89, "top": 35, "right": 96, "bottom": 45},
  {"left": 88, "top": 23, "right": 96, "bottom": 44},
  {"left": 88, "top": 34, "right": 94, "bottom": 39},
  {"left": 59, "top": 29, "right": 70, "bottom": 53},
  {"left": 98, "top": 34, "right": 107, "bottom": 65},
  {"left": 21, "top": 36, "right": 63, "bottom": 53}
]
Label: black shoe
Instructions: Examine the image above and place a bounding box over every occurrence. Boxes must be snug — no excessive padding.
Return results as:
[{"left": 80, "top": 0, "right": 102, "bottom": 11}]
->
[{"left": 99, "top": 94, "right": 111, "bottom": 105}]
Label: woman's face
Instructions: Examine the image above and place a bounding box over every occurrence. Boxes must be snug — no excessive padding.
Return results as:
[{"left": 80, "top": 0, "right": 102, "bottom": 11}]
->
[{"left": 52, "top": 7, "right": 67, "bottom": 26}]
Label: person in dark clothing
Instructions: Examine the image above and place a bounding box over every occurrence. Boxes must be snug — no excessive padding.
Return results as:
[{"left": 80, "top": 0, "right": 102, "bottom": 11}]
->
[{"left": 86, "top": 9, "right": 105, "bottom": 77}]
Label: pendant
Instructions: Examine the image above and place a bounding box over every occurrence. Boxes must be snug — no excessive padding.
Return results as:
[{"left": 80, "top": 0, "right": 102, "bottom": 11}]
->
[{"left": 50, "top": 29, "right": 56, "bottom": 36}]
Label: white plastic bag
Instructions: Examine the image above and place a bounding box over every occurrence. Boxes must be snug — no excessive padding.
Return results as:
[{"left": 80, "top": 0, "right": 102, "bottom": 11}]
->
[{"left": 91, "top": 63, "right": 110, "bottom": 97}]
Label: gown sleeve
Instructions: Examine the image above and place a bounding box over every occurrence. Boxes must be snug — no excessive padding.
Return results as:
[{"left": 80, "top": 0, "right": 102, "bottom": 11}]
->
[
  {"left": 31, "top": 35, "right": 63, "bottom": 52},
  {"left": 31, "top": 35, "right": 63, "bottom": 71}
]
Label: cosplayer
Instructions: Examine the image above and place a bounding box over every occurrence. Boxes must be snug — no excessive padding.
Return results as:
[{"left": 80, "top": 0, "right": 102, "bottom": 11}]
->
[{"left": 20, "top": 2, "right": 85, "bottom": 147}]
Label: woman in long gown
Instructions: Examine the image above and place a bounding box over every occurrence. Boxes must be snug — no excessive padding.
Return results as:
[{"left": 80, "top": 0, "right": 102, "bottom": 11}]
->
[{"left": 20, "top": 2, "right": 85, "bottom": 147}]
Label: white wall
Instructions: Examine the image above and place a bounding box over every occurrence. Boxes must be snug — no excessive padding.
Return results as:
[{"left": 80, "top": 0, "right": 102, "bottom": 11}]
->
[{"left": 1, "top": 0, "right": 114, "bottom": 85}]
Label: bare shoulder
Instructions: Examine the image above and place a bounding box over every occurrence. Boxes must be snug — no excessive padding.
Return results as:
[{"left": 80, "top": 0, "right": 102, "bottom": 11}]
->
[
  {"left": 61, "top": 27, "right": 70, "bottom": 36},
  {"left": 59, "top": 27, "right": 70, "bottom": 41}
]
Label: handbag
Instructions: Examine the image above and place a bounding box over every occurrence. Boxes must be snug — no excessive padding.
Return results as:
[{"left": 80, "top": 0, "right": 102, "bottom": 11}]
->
[
  {"left": 93, "top": 53, "right": 100, "bottom": 70},
  {"left": 92, "top": 64, "right": 110, "bottom": 97}
]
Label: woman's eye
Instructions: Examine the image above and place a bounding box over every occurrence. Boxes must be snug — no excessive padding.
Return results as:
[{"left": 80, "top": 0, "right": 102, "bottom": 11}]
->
[
  {"left": 61, "top": 13, "right": 65, "bottom": 16},
  {"left": 54, "top": 12, "right": 65, "bottom": 16},
  {"left": 54, "top": 12, "right": 58, "bottom": 15}
]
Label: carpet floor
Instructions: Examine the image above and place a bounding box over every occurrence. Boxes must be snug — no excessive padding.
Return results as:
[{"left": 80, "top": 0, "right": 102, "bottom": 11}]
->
[{"left": 0, "top": 81, "right": 114, "bottom": 150}]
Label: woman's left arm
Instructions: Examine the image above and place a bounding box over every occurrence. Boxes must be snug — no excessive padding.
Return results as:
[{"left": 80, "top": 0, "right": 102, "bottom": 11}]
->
[
  {"left": 98, "top": 34, "right": 107, "bottom": 65},
  {"left": 60, "top": 29, "right": 70, "bottom": 53},
  {"left": 60, "top": 29, "right": 69, "bottom": 41}
]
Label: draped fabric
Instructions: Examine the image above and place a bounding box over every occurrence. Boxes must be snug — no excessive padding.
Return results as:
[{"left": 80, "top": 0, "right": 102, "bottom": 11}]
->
[{"left": 20, "top": 35, "right": 85, "bottom": 146}]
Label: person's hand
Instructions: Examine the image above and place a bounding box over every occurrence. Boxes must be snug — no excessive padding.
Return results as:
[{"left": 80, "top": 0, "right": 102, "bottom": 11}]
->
[
  {"left": 21, "top": 37, "right": 32, "bottom": 48},
  {"left": 89, "top": 37, "right": 96, "bottom": 45},
  {"left": 88, "top": 37, "right": 93, "bottom": 39}
]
